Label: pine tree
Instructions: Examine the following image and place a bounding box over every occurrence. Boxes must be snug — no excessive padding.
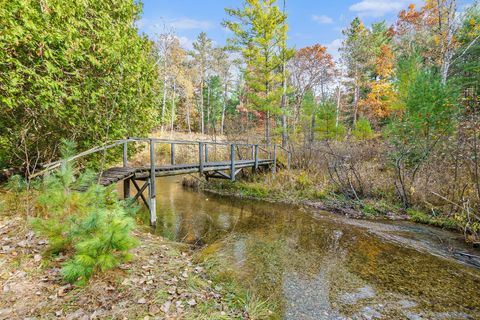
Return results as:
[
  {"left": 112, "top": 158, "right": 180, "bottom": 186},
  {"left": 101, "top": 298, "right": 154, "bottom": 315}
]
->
[
  {"left": 224, "top": 0, "right": 294, "bottom": 144},
  {"left": 352, "top": 118, "right": 374, "bottom": 140},
  {"left": 31, "top": 141, "right": 138, "bottom": 285}
]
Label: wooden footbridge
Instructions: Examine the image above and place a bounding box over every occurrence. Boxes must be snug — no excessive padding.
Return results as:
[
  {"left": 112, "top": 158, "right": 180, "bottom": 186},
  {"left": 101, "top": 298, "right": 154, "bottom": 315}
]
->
[{"left": 32, "top": 137, "right": 291, "bottom": 226}]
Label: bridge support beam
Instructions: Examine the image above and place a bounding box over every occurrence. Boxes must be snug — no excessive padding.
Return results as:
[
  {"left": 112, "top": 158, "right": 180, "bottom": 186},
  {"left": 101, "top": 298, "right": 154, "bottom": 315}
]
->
[
  {"left": 123, "top": 142, "right": 130, "bottom": 199},
  {"left": 230, "top": 144, "right": 236, "bottom": 182},
  {"left": 149, "top": 140, "right": 157, "bottom": 226},
  {"left": 131, "top": 179, "right": 150, "bottom": 209},
  {"left": 254, "top": 144, "right": 259, "bottom": 173},
  {"left": 170, "top": 143, "right": 175, "bottom": 165},
  {"left": 199, "top": 142, "right": 204, "bottom": 177},
  {"left": 272, "top": 144, "right": 277, "bottom": 174}
]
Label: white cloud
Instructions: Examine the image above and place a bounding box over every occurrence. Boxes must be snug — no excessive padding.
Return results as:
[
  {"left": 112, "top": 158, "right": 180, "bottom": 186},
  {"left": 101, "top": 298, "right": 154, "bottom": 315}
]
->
[
  {"left": 169, "top": 18, "right": 213, "bottom": 30},
  {"left": 312, "top": 14, "right": 334, "bottom": 24},
  {"left": 176, "top": 36, "right": 194, "bottom": 50},
  {"left": 349, "top": 0, "right": 422, "bottom": 17},
  {"left": 326, "top": 38, "right": 343, "bottom": 62}
]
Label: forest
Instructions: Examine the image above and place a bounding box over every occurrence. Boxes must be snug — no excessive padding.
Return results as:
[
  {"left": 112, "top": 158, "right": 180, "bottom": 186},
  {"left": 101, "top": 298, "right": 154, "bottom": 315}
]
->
[
  {"left": 2, "top": 0, "right": 479, "bottom": 241},
  {"left": 1, "top": 0, "right": 480, "bottom": 318}
]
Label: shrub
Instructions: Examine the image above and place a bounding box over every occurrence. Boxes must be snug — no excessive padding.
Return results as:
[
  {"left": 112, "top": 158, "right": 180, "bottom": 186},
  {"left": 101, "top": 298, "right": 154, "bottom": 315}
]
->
[
  {"left": 0, "top": 0, "right": 160, "bottom": 170},
  {"left": 31, "top": 143, "right": 138, "bottom": 285},
  {"left": 352, "top": 118, "right": 374, "bottom": 140}
]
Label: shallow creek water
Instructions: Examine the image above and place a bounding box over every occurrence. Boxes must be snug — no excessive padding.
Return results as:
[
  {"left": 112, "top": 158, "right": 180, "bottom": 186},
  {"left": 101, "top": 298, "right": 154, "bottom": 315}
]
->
[{"left": 132, "top": 177, "right": 480, "bottom": 319}]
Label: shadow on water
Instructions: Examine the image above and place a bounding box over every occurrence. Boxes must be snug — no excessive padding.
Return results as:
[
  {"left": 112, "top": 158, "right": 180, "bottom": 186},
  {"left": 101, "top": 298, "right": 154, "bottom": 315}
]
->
[{"left": 129, "top": 177, "right": 480, "bottom": 319}]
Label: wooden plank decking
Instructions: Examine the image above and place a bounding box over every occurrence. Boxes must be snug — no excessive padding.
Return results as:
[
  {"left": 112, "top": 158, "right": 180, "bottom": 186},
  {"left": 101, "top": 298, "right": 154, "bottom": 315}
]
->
[{"left": 96, "top": 159, "right": 273, "bottom": 186}]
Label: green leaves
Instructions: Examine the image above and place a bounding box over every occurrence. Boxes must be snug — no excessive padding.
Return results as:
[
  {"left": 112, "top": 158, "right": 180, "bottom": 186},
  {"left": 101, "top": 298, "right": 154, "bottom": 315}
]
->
[{"left": 0, "top": 0, "right": 160, "bottom": 169}]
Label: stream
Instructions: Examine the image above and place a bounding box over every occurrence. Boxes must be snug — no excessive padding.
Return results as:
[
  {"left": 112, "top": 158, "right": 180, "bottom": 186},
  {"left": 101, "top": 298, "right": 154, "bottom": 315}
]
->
[{"left": 132, "top": 177, "right": 480, "bottom": 319}]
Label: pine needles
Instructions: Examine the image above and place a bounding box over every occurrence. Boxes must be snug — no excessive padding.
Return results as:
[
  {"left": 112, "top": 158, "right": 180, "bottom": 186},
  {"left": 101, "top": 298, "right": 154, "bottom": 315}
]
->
[{"left": 31, "top": 141, "right": 139, "bottom": 285}]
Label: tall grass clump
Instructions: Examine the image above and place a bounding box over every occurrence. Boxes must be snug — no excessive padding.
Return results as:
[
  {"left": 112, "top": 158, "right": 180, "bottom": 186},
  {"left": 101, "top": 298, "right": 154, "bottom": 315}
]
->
[{"left": 31, "top": 141, "right": 138, "bottom": 285}]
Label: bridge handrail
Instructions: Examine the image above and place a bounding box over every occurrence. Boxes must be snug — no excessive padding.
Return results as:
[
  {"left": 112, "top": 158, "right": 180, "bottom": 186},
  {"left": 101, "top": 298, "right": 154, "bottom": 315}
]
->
[{"left": 29, "top": 137, "right": 292, "bottom": 179}]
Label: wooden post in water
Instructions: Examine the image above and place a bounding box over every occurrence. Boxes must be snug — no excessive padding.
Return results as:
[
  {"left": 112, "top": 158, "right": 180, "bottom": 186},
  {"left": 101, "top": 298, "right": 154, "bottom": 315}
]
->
[
  {"left": 199, "top": 142, "right": 204, "bottom": 177},
  {"left": 149, "top": 140, "right": 157, "bottom": 226},
  {"left": 230, "top": 144, "right": 236, "bottom": 181},
  {"left": 170, "top": 143, "right": 175, "bottom": 165},
  {"left": 274, "top": 145, "right": 278, "bottom": 173},
  {"left": 123, "top": 141, "right": 130, "bottom": 199},
  {"left": 205, "top": 143, "right": 209, "bottom": 162}
]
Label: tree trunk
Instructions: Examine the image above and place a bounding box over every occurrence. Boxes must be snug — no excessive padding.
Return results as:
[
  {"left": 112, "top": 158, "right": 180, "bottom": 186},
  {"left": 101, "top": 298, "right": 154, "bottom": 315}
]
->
[
  {"left": 353, "top": 70, "right": 359, "bottom": 126},
  {"left": 221, "top": 82, "right": 227, "bottom": 135},
  {"left": 161, "top": 66, "right": 167, "bottom": 130},
  {"left": 265, "top": 111, "right": 270, "bottom": 145},
  {"left": 207, "top": 83, "right": 211, "bottom": 133},
  {"left": 281, "top": 64, "right": 288, "bottom": 147},
  {"left": 200, "top": 80, "right": 204, "bottom": 134},
  {"left": 170, "top": 79, "right": 176, "bottom": 132},
  {"left": 336, "top": 86, "right": 341, "bottom": 128},
  {"left": 186, "top": 101, "right": 191, "bottom": 133},
  {"left": 310, "top": 114, "right": 315, "bottom": 143}
]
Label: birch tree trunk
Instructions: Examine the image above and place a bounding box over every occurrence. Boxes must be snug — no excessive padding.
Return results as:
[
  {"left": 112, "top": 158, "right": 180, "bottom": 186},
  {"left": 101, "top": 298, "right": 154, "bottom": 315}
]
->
[
  {"left": 161, "top": 63, "right": 167, "bottom": 131},
  {"left": 353, "top": 69, "right": 360, "bottom": 126},
  {"left": 281, "top": 63, "right": 288, "bottom": 147},
  {"left": 170, "top": 79, "right": 176, "bottom": 132}
]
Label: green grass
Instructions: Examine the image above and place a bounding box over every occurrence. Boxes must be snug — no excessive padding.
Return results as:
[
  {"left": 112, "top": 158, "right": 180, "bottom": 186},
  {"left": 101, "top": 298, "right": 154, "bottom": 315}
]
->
[
  {"left": 194, "top": 250, "right": 277, "bottom": 319},
  {"left": 406, "top": 209, "right": 460, "bottom": 230}
]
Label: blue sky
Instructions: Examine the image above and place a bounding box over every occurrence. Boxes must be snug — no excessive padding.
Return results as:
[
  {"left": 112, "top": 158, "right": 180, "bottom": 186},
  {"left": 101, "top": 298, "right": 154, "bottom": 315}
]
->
[{"left": 137, "top": 0, "right": 468, "bottom": 61}]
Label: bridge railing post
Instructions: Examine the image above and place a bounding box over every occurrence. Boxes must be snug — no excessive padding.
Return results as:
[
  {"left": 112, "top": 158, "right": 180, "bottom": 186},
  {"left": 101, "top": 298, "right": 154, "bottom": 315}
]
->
[
  {"left": 230, "top": 143, "right": 236, "bottom": 181},
  {"left": 272, "top": 144, "right": 277, "bottom": 174},
  {"left": 149, "top": 139, "right": 157, "bottom": 226},
  {"left": 254, "top": 144, "right": 259, "bottom": 172},
  {"left": 199, "top": 142, "right": 204, "bottom": 177},
  {"left": 205, "top": 143, "right": 209, "bottom": 162},
  {"left": 171, "top": 143, "right": 175, "bottom": 165},
  {"left": 123, "top": 140, "right": 130, "bottom": 199}
]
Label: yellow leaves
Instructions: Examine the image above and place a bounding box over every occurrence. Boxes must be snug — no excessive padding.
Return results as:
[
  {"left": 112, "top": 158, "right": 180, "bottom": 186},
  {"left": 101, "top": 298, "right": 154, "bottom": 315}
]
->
[
  {"left": 375, "top": 45, "right": 394, "bottom": 78},
  {"left": 360, "top": 77, "right": 397, "bottom": 120}
]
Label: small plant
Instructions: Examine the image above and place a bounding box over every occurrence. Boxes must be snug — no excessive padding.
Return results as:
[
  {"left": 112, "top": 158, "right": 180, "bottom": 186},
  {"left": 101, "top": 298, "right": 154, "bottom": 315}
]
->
[
  {"left": 352, "top": 118, "right": 374, "bottom": 140},
  {"left": 295, "top": 171, "right": 313, "bottom": 190},
  {"left": 31, "top": 141, "right": 138, "bottom": 285}
]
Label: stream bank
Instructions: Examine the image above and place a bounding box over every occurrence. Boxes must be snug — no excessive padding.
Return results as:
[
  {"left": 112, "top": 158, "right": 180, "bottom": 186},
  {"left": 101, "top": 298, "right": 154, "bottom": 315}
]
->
[{"left": 144, "top": 176, "right": 480, "bottom": 319}]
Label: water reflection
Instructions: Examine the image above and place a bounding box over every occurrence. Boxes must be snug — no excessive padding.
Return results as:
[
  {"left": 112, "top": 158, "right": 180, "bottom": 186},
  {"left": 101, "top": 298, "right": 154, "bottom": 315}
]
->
[{"left": 144, "top": 177, "right": 480, "bottom": 319}]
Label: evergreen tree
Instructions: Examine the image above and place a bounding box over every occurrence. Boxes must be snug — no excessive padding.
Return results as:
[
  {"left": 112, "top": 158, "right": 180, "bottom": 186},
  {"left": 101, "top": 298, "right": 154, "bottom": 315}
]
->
[
  {"left": 31, "top": 141, "right": 138, "bottom": 285},
  {"left": 0, "top": 0, "right": 160, "bottom": 171},
  {"left": 316, "top": 102, "right": 346, "bottom": 140},
  {"left": 352, "top": 118, "right": 374, "bottom": 140},
  {"left": 224, "top": 0, "right": 294, "bottom": 144}
]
